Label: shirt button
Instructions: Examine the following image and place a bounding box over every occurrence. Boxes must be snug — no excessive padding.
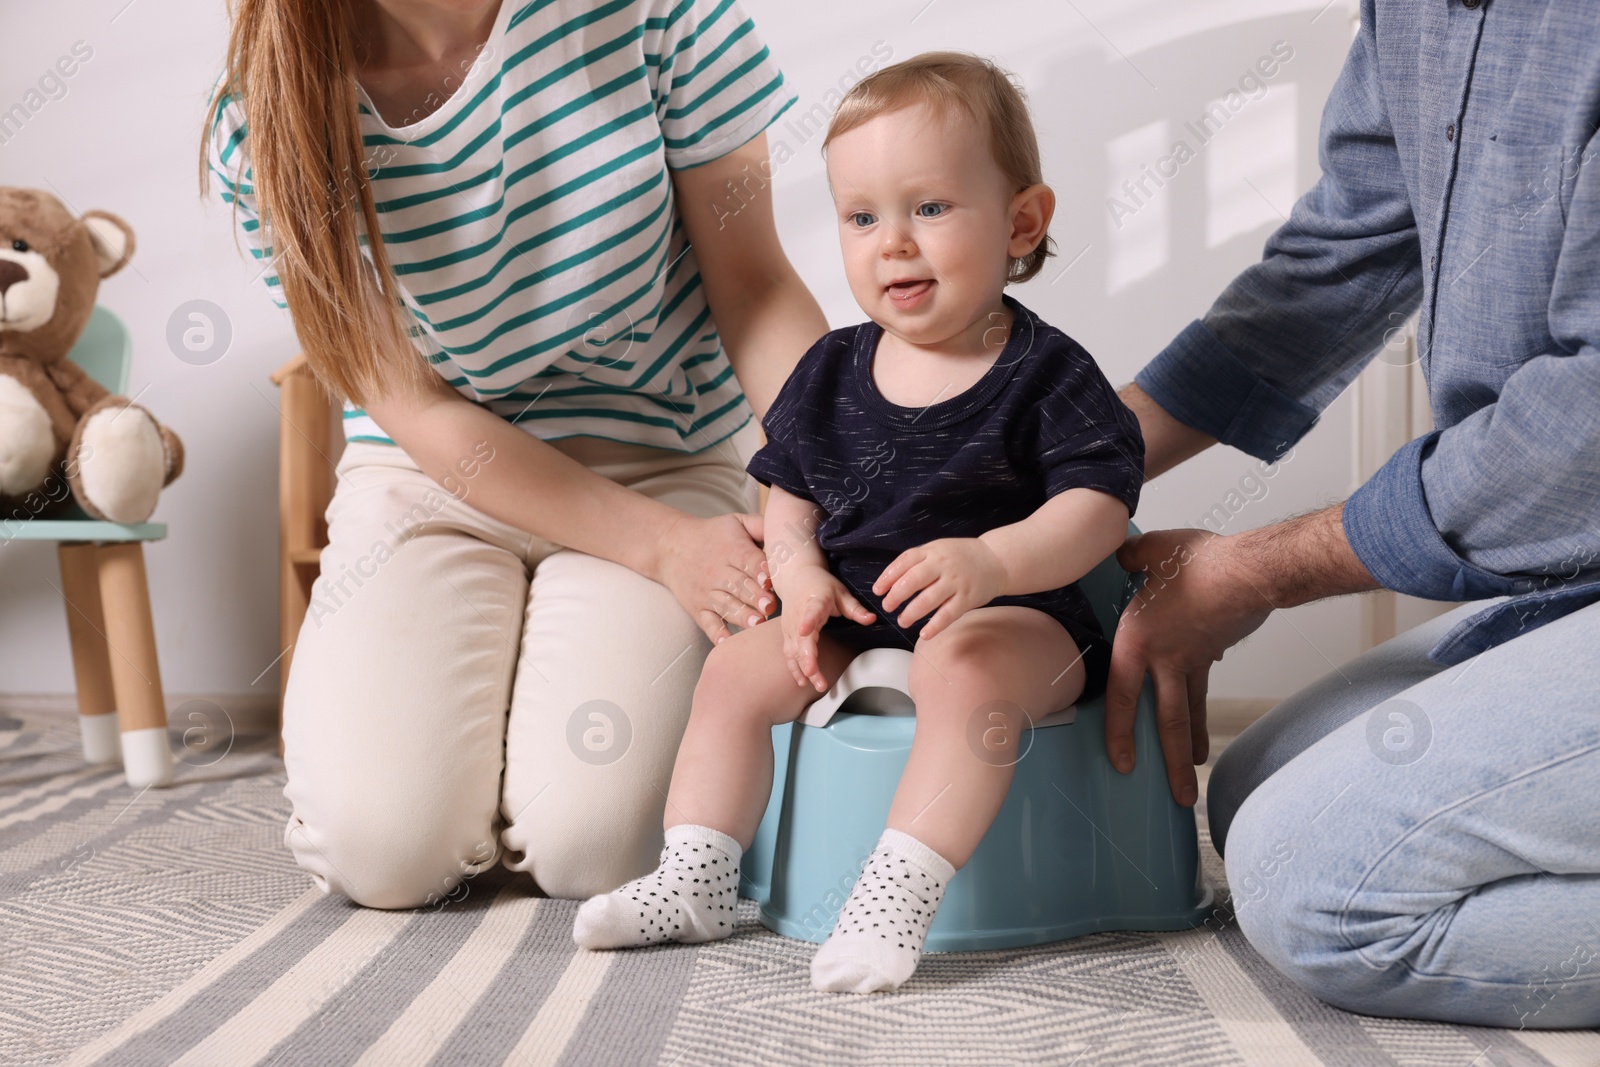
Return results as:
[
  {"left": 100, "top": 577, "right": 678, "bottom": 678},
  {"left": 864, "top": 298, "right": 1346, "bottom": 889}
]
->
[
  {"left": 1446, "top": 122, "right": 1455, "bottom": 141},
  {"left": 1429, "top": 254, "right": 1437, "bottom": 271},
  {"left": 1463, "top": 0, "right": 1480, "bottom": 8}
]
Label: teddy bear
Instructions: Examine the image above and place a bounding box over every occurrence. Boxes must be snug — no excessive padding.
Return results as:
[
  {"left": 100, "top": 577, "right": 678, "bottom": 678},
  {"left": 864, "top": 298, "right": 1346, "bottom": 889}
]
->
[{"left": 0, "top": 186, "right": 183, "bottom": 526}]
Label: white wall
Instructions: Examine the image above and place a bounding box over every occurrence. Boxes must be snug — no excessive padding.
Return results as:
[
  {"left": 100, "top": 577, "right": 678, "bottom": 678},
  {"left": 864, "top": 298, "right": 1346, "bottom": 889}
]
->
[{"left": 0, "top": 0, "right": 1364, "bottom": 704}]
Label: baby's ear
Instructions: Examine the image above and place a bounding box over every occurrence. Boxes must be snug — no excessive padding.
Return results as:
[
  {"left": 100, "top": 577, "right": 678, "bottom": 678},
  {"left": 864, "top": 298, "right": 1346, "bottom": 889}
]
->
[
  {"left": 81, "top": 210, "right": 137, "bottom": 277},
  {"left": 1007, "top": 184, "right": 1056, "bottom": 278}
]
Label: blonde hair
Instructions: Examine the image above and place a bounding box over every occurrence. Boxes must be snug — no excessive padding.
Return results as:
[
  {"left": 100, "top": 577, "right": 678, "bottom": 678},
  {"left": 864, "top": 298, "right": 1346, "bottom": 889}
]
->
[
  {"left": 198, "top": 0, "right": 433, "bottom": 408},
  {"left": 823, "top": 51, "right": 1055, "bottom": 284}
]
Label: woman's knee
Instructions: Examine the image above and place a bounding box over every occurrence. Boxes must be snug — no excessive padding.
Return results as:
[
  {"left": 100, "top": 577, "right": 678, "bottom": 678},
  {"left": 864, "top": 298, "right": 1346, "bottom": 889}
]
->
[
  {"left": 285, "top": 797, "right": 500, "bottom": 911},
  {"left": 505, "top": 811, "right": 662, "bottom": 899}
]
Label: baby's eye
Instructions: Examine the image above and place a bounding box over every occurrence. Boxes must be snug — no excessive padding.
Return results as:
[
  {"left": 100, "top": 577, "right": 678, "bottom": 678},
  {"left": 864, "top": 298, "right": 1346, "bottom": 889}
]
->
[
  {"left": 916, "top": 203, "right": 947, "bottom": 218},
  {"left": 848, "top": 211, "right": 876, "bottom": 228}
]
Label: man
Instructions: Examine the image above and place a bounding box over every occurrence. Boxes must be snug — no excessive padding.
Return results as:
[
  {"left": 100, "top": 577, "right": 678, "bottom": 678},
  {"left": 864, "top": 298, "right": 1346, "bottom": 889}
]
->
[{"left": 1107, "top": 0, "right": 1599, "bottom": 1029}]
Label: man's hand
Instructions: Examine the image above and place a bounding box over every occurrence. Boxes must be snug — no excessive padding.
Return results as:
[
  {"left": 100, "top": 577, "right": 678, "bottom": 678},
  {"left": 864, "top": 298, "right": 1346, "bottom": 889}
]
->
[
  {"left": 776, "top": 564, "right": 876, "bottom": 691},
  {"left": 1106, "top": 504, "right": 1379, "bottom": 806},
  {"left": 873, "top": 538, "right": 1007, "bottom": 641},
  {"left": 1106, "top": 529, "right": 1274, "bottom": 807}
]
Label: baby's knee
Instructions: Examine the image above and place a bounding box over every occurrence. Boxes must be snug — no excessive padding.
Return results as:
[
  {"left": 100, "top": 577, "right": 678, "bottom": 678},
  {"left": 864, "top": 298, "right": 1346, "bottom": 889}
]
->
[
  {"left": 692, "top": 642, "right": 743, "bottom": 698},
  {"left": 911, "top": 618, "right": 989, "bottom": 663},
  {"left": 910, "top": 613, "right": 1024, "bottom": 683},
  {"left": 691, "top": 637, "right": 783, "bottom": 721},
  {"left": 907, "top": 634, "right": 1007, "bottom": 708}
]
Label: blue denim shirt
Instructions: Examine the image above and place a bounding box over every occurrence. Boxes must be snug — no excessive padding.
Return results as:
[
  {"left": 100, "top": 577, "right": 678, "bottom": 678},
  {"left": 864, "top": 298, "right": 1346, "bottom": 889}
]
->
[{"left": 1136, "top": 0, "right": 1600, "bottom": 666}]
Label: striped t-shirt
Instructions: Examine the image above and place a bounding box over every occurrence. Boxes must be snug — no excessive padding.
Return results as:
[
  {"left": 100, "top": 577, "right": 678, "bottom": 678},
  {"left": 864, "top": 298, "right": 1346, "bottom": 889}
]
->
[{"left": 207, "top": 0, "right": 796, "bottom": 450}]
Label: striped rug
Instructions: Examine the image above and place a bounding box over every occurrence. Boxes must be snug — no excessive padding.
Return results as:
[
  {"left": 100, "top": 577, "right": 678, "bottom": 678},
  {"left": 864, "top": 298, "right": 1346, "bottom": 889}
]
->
[{"left": 2, "top": 705, "right": 1596, "bottom": 1066}]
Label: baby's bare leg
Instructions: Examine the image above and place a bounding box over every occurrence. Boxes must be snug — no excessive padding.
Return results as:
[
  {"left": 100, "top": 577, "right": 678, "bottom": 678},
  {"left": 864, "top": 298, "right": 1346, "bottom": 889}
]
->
[
  {"left": 667, "top": 618, "right": 858, "bottom": 848},
  {"left": 811, "top": 606, "right": 1085, "bottom": 992},
  {"left": 575, "top": 619, "right": 855, "bottom": 951},
  {"left": 890, "top": 605, "right": 1086, "bottom": 867}
]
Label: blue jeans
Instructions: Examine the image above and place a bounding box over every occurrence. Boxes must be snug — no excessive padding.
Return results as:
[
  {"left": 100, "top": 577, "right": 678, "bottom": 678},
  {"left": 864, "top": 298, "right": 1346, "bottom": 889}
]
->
[{"left": 1211, "top": 600, "right": 1600, "bottom": 1029}]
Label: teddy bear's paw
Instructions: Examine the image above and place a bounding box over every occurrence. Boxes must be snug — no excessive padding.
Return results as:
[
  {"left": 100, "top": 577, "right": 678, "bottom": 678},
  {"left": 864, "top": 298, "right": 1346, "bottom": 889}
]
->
[
  {"left": 0, "top": 374, "right": 56, "bottom": 496},
  {"left": 76, "top": 403, "right": 165, "bottom": 524},
  {"left": 158, "top": 424, "right": 185, "bottom": 485}
]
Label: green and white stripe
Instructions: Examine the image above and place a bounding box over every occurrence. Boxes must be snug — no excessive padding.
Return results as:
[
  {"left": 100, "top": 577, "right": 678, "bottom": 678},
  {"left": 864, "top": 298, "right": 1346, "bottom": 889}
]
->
[{"left": 208, "top": 0, "right": 795, "bottom": 451}]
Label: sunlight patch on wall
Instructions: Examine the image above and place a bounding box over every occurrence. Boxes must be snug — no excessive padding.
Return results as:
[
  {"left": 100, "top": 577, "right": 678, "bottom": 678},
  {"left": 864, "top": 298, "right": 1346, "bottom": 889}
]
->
[
  {"left": 1204, "top": 83, "right": 1298, "bottom": 249},
  {"left": 1104, "top": 119, "right": 1170, "bottom": 295}
]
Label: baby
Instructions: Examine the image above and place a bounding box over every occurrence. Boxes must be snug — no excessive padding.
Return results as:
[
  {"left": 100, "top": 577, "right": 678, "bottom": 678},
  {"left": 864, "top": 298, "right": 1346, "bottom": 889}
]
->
[{"left": 573, "top": 51, "right": 1144, "bottom": 993}]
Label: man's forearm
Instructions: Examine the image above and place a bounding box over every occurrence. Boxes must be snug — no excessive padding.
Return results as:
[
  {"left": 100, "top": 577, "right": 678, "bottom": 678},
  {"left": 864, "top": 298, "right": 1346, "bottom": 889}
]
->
[
  {"left": 1118, "top": 382, "right": 1217, "bottom": 480},
  {"left": 1227, "top": 502, "right": 1381, "bottom": 609}
]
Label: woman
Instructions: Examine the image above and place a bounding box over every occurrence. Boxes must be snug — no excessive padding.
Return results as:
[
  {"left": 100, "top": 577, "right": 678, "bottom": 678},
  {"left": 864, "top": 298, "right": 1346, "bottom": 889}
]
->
[{"left": 201, "top": 0, "right": 824, "bottom": 906}]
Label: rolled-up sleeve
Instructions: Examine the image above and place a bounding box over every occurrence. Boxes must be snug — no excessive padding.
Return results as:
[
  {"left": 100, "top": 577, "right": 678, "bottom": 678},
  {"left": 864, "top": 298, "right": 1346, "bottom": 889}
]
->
[
  {"left": 1345, "top": 348, "right": 1600, "bottom": 602},
  {"left": 1136, "top": 2, "right": 1423, "bottom": 464}
]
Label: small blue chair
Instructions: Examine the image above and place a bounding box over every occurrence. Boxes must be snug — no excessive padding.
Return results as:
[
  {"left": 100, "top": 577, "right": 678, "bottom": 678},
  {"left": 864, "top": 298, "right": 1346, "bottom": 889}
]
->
[
  {"left": 743, "top": 525, "right": 1213, "bottom": 950},
  {"left": 1, "top": 306, "right": 173, "bottom": 788}
]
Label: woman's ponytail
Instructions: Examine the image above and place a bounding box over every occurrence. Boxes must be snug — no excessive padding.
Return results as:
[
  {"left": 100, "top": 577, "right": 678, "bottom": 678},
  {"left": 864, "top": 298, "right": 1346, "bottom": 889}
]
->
[{"left": 200, "top": 0, "right": 434, "bottom": 408}]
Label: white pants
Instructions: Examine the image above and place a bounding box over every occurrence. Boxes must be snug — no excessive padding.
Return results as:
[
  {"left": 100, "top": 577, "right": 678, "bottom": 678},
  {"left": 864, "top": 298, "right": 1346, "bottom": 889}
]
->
[{"left": 280, "top": 433, "right": 756, "bottom": 907}]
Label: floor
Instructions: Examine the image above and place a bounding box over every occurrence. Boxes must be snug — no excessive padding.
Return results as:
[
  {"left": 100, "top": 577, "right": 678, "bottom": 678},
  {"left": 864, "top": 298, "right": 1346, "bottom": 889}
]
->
[{"left": 2, "top": 699, "right": 1597, "bottom": 1067}]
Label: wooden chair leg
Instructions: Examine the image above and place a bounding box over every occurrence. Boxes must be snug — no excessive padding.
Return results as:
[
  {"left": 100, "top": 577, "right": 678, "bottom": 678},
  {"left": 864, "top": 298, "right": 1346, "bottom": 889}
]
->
[
  {"left": 57, "top": 543, "right": 120, "bottom": 765},
  {"left": 96, "top": 542, "right": 173, "bottom": 788}
]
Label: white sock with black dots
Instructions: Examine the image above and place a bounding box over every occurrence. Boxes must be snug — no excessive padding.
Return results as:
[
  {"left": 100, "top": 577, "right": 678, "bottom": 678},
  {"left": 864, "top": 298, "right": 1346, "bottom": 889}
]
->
[
  {"left": 572, "top": 823, "right": 742, "bottom": 950},
  {"left": 810, "top": 827, "right": 955, "bottom": 993}
]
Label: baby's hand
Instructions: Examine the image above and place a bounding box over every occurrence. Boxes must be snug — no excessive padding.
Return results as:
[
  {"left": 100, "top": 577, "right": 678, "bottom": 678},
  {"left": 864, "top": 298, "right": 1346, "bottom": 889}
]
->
[
  {"left": 774, "top": 565, "right": 875, "bottom": 692},
  {"left": 873, "top": 538, "right": 1006, "bottom": 641}
]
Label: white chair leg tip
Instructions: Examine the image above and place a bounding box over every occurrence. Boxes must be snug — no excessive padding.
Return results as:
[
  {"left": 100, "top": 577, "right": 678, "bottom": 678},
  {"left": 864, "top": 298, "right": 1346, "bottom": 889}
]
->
[
  {"left": 120, "top": 727, "right": 174, "bottom": 788},
  {"left": 78, "top": 713, "right": 122, "bottom": 764}
]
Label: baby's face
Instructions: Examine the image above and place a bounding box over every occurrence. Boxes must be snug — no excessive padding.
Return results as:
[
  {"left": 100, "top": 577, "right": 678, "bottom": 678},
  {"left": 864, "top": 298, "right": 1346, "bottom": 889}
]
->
[{"left": 827, "top": 101, "right": 1019, "bottom": 353}]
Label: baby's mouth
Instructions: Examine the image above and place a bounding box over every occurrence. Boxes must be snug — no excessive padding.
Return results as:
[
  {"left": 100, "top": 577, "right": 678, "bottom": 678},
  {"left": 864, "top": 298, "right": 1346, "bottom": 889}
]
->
[{"left": 886, "top": 279, "right": 934, "bottom": 305}]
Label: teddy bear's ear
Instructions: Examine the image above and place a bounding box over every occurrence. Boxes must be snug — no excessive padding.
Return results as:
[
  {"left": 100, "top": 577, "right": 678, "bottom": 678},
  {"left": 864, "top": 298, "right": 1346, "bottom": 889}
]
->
[{"left": 81, "top": 210, "right": 137, "bottom": 278}]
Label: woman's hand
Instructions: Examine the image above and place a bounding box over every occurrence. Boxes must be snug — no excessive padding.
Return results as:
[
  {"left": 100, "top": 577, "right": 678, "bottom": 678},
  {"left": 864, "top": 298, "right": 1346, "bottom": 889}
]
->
[
  {"left": 873, "top": 538, "right": 1006, "bottom": 641},
  {"left": 775, "top": 564, "right": 876, "bottom": 691},
  {"left": 656, "top": 511, "right": 776, "bottom": 644}
]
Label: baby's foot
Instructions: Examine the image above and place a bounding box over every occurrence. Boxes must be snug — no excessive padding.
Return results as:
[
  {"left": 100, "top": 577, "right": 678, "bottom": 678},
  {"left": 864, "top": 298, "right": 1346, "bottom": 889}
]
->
[
  {"left": 810, "top": 828, "right": 954, "bottom": 993},
  {"left": 572, "top": 824, "right": 742, "bottom": 949}
]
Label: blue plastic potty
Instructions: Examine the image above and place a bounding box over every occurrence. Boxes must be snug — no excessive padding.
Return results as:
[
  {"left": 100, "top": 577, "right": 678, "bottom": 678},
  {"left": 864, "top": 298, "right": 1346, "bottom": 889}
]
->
[{"left": 742, "top": 524, "right": 1213, "bottom": 951}]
